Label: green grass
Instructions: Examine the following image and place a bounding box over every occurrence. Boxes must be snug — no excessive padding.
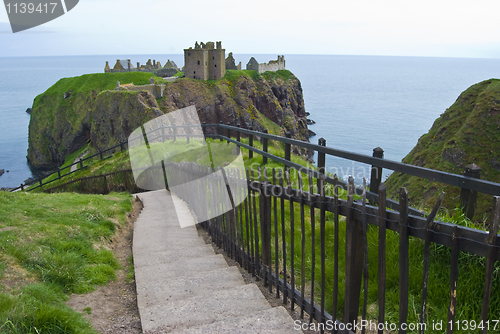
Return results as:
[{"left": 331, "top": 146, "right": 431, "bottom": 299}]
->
[
  {"left": 221, "top": 69, "right": 262, "bottom": 82},
  {"left": 0, "top": 191, "right": 132, "bottom": 333},
  {"left": 262, "top": 70, "right": 295, "bottom": 81}
]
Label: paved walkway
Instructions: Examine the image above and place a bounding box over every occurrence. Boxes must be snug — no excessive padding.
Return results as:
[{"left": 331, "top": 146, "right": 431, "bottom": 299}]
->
[{"left": 133, "top": 189, "right": 296, "bottom": 333}]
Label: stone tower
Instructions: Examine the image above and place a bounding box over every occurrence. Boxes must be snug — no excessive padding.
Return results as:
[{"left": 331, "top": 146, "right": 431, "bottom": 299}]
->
[{"left": 184, "top": 41, "right": 225, "bottom": 80}]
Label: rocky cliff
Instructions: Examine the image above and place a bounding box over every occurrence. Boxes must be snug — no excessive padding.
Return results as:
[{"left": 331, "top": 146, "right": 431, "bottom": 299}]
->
[
  {"left": 385, "top": 79, "right": 500, "bottom": 222},
  {"left": 27, "top": 70, "right": 309, "bottom": 170}
]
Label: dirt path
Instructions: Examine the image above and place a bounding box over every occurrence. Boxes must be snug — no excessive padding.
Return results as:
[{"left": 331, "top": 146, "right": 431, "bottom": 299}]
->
[
  {"left": 67, "top": 196, "right": 143, "bottom": 334},
  {"left": 70, "top": 149, "right": 88, "bottom": 172}
]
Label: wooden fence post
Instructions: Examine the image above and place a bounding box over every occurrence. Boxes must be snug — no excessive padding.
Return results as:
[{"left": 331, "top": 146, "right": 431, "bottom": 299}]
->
[
  {"left": 317, "top": 137, "right": 326, "bottom": 193},
  {"left": 248, "top": 125, "right": 254, "bottom": 159},
  {"left": 120, "top": 141, "right": 125, "bottom": 151},
  {"left": 343, "top": 176, "right": 364, "bottom": 327},
  {"left": 79, "top": 159, "right": 83, "bottom": 169},
  {"left": 370, "top": 147, "right": 384, "bottom": 195},
  {"left": 58, "top": 168, "right": 61, "bottom": 179},
  {"left": 262, "top": 129, "right": 268, "bottom": 165},
  {"left": 21, "top": 184, "right": 24, "bottom": 191},
  {"left": 460, "top": 163, "right": 481, "bottom": 220}
]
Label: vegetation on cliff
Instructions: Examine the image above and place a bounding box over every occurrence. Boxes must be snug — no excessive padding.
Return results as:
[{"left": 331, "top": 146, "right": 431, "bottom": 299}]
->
[
  {"left": 27, "top": 69, "right": 309, "bottom": 171},
  {"left": 385, "top": 78, "right": 500, "bottom": 222}
]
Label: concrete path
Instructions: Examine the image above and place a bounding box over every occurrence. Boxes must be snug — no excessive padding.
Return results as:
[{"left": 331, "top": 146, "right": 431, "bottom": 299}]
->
[
  {"left": 70, "top": 149, "right": 88, "bottom": 172},
  {"left": 133, "top": 189, "right": 296, "bottom": 333}
]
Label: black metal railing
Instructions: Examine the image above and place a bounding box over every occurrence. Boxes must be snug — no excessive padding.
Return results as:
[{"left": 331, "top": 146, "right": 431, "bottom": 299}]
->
[{"left": 199, "top": 165, "right": 499, "bottom": 334}]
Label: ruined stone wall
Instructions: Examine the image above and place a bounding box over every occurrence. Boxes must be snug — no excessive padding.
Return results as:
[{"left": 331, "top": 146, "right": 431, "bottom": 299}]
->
[
  {"left": 245, "top": 56, "right": 286, "bottom": 74},
  {"left": 208, "top": 48, "right": 225, "bottom": 80},
  {"left": 184, "top": 48, "right": 209, "bottom": 80},
  {"left": 184, "top": 41, "right": 226, "bottom": 80},
  {"left": 258, "top": 56, "right": 285, "bottom": 73},
  {"left": 117, "top": 83, "right": 165, "bottom": 99}
]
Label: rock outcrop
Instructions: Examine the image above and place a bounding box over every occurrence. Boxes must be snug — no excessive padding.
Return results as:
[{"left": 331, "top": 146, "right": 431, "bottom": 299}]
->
[
  {"left": 27, "top": 70, "right": 309, "bottom": 170},
  {"left": 385, "top": 79, "right": 500, "bottom": 221}
]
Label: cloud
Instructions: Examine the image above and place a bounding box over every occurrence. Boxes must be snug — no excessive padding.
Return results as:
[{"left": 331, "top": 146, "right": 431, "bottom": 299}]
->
[{"left": 1, "top": 0, "right": 499, "bottom": 57}]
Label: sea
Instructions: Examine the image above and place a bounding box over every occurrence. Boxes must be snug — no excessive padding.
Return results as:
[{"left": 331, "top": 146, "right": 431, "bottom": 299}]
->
[{"left": 1, "top": 54, "right": 499, "bottom": 188}]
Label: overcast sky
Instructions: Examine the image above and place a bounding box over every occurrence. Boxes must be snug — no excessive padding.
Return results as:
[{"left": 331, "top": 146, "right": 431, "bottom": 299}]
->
[{"left": 1, "top": 0, "right": 500, "bottom": 58}]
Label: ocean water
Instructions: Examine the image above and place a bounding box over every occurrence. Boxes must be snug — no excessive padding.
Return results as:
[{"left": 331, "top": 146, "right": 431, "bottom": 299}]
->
[{"left": 0, "top": 54, "right": 499, "bottom": 188}]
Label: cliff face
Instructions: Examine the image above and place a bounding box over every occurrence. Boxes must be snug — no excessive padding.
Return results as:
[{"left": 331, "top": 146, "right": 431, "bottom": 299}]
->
[
  {"left": 385, "top": 79, "right": 500, "bottom": 221},
  {"left": 27, "top": 70, "right": 309, "bottom": 170}
]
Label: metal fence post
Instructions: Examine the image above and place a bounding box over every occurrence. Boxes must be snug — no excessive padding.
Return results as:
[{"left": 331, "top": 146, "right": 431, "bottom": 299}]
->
[
  {"left": 227, "top": 122, "right": 231, "bottom": 144},
  {"left": 317, "top": 137, "right": 326, "bottom": 192},
  {"left": 236, "top": 123, "right": 241, "bottom": 154},
  {"left": 460, "top": 163, "right": 481, "bottom": 220},
  {"left": 58, "top": 168, "right": 61, "bottom": 179},
  {"left": 284, "top": 132, "right": 291, "bottom": 172},
  {"left": 79, "top": 158, "right": 83, "bottom": 169},
  {"left": 202, "top": 122, "right": 206, "bottom": 142},
  {"left": 262, "top": 129, "right": 268, "bottom": 165},
  {"left": 259, "top": 168, "right": 272, "bottom": 285},
  {"left": 248, "top": 125, "right": 254, "bottom": 159},
  {"left": 370, "top": 147, "right": 384, "bottom": 195},
  {"left": 219, "top": 121, "right": 223, "bottom": 141},
  {"left": 343, "top": 176, "right": 364, "bottom": 328}
]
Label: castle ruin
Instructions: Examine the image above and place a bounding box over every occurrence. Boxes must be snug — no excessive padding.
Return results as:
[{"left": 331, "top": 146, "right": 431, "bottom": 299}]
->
[
  {"left": 246, "top": 56, "right": 285, "bottom": 74},
  {"left": 103, "top": 41, "right": 285, "bottom": 80},
  {"left": 104, "top": 58, "right": 179, "bottom": 74},
  {"left": 183, "top": 41, "right": 226, "bottom": 80}
]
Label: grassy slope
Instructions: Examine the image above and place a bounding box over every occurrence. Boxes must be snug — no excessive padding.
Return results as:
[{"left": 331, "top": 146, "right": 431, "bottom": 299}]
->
[
  {"left": 0, "top": 191, "right": 132, "bottom": 333},
  {"left": 385, "top": 79, "right": 500, "bottom": 223}
]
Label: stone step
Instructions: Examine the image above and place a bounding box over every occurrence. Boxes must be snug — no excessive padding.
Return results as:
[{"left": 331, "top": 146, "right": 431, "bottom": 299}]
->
[
  {"left": 136, "top": 266, "right": 245, "bottom": 308},
  {"left": 133, "top": 237, "right": 210, "bottom": 255},
  {"left": 134, "top": 226, "right": 200, "bottom": 239},
  {"left": 133, "top": 246, "right": 215, "bottom": 269},
  {"left": 140, "top": 284, "right": 271, "bottom": 334},
  {"left": 171, "top": 306, "right": 297, "bottom": 334},
  {"left": 134, "top": 254, "right": 228, "bottom": 283}
]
